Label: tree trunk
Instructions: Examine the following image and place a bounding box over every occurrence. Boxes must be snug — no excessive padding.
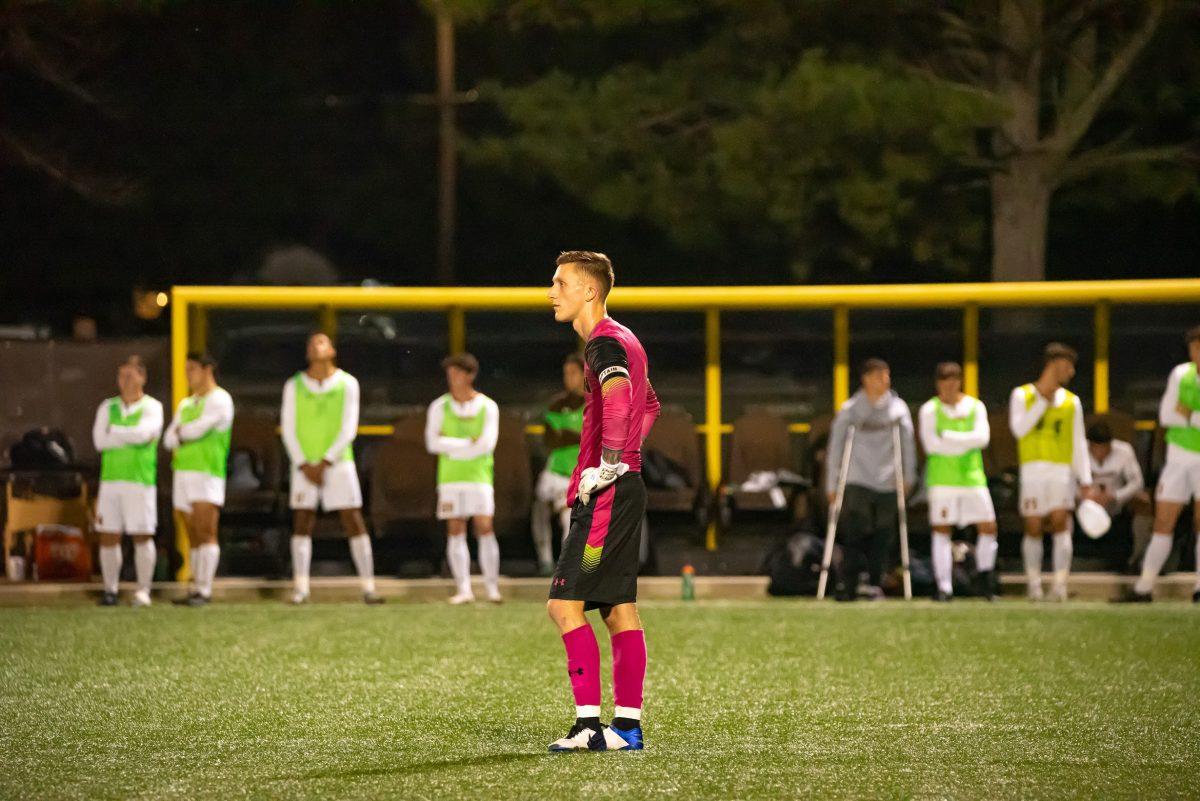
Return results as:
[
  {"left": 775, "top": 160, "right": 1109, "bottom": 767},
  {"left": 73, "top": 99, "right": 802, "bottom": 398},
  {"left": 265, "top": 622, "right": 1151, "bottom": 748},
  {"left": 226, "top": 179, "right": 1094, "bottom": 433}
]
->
[
  {"left": 990, "top": 155, "right": 1051, "bottom": 282},
  {"left": 990, "top": 0, "right": 1047, "bottom": 284}
]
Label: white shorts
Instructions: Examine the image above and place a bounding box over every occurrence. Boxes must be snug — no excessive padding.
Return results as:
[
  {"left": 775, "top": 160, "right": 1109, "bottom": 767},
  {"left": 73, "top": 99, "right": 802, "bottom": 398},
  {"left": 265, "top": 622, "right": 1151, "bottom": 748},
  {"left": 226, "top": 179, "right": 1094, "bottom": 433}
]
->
[
  {"left": 437, "top": 483, "right": 495, "bottom": 520},
  {"left": 535, "top": 469, "right": 572, "bottom": 511},
  {"left": 173, "top": 470, "right": 226, "bottom": 513},
  {"left": 95, "top": 482, "right": 157, "bottom": 534},
  {"left": 290, "top": 460, "right": 363, "bottom": 511},
  {"left": 1156, "top": 444, "right": 1200, "bottom": 504},
  {"left": 927, "top": 485, "right": 995, "bottom": 528},
  {"left": 1019, "top": 463, "right": 1075, "bottom": 516}
]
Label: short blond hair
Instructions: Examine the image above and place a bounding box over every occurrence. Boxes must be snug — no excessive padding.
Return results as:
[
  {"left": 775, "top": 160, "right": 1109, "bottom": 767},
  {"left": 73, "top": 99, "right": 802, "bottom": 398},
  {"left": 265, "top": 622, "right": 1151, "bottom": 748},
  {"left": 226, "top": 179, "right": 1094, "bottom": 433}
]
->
[{"left": 557, "top": 250, "right": 614, "bottom": 300}]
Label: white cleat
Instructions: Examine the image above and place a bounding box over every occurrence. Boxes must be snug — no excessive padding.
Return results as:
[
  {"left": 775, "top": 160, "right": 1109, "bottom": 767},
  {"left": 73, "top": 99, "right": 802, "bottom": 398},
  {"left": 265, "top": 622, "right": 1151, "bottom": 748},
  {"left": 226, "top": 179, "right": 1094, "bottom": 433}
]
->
[
  {"left": 1049, "top": 583, "right": 1068, "bottom": 602},
  {"left": 131, "top": 591, "right": 152, "bottom": 608},
  {"left": 448, "top": 592, "right": 475, "bottom": 605},
  {"left": 290, "top": 591, "right": 310, "bottom": 605},
  {"left": 602, "top": 726, "right": 632, "bottom": 750},
  {"left": 485, "top": 586, "right": 503, "bottom": 604},
  {"left": 1027, "top": 582, "right": 1044, "bottom": 602},
  {"left": 548, "top": 722, "right": 604, "bottom": 752}
]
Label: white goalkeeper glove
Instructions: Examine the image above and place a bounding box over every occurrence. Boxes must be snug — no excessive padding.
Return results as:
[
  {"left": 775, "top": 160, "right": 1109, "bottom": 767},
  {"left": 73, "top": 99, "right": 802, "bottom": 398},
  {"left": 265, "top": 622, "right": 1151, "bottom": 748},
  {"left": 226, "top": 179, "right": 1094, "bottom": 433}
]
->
[{"left": 577, "top": 459, "right": 629, "bottom": 505}]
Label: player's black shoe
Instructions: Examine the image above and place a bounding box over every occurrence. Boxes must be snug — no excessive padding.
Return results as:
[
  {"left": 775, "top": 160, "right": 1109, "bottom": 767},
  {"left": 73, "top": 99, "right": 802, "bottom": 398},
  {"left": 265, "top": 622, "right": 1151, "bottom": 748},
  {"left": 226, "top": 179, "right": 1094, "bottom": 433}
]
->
[
  {"left": 548, "top": 718, "right": 607, "bottom": 752},
  {"left": 931, "top": 589, "right": 952, "bottom": 602},
  {"left": 1111, "top": 586, "right": 1152, "bottom": 604},
  {"left": 1192, "top": 589, "right": 1199, "bottom": 604},
  {"left": 974, "top": 570, "right": 997, "bottom": 601},
  {"left": 98, "top": 591, "right": 119, "bottom": 607},
  {"left": 172, "top": 592, "right": 200, "bottom": 606},
  {"left": 363, "top": 592, "right": 385, "bottom": 605}
]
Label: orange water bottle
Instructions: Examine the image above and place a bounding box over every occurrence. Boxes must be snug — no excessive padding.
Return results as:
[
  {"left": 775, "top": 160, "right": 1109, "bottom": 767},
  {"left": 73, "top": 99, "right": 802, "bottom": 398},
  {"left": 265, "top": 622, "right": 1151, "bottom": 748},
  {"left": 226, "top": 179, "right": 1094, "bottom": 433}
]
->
[{"left": 681, "top": 564, "right": 695, "bottom": 601}]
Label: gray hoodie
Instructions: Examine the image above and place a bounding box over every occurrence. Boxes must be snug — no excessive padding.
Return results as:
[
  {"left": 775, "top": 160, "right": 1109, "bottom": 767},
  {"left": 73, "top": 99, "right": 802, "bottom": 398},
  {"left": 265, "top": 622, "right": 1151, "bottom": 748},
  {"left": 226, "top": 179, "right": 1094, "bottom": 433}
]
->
[{"left": 825, "top": 389, "right": 917, "bottom": 495}]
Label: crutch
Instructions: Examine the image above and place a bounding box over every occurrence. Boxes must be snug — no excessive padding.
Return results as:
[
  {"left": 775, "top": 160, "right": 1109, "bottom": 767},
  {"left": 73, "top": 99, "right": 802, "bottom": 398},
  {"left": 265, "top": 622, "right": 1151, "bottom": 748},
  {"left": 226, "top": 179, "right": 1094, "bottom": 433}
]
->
[
  {"left": 892, "top": 422, "right": 913, "bottom": 600},
  {"left": 817, "top": 425, "right": 855, "bottom": 600}
]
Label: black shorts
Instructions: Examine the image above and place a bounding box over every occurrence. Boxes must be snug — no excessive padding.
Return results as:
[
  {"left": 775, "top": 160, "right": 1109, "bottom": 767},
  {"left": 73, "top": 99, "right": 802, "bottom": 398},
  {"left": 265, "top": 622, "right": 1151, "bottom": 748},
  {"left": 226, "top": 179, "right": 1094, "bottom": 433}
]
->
[{"left": 548, "top": 473, "right": 646, "bottom": 610}]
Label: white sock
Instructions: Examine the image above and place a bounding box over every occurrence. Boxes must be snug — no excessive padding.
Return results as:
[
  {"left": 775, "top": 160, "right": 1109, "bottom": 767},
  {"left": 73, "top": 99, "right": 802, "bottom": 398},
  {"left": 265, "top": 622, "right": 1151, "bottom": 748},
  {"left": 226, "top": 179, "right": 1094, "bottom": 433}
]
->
[
  {"left": 477, "top": 533, "right": 500, "bottom": 592},
  {"left": 189, "top": 547, "right": 199, "bottom": 592},
  {"left": 1135, "top": 533, "right": 1174, "bottom": 595},
  {"left": 197, "top": 543, "right": 220, "bottom": 598},
  {"left": 99, "top": 544, "right": 122, "bottom": 595},
  {"left": 134, "top": 539, "right": 156, "bottom": 596},
  {"left": 932, "top": 533, "right": 953, "bottom": 595},
  {"left": 348, "top": 533, "right": 376, "bottom": 595},
  {"left": 291, "top": 535, "right": 312, "bottom": 597},
  {"left": 975, "top": 533, "right": 998, "bottom": 573},
  {"left": 1022, "top": 536, "right": 1043, "bottom": 587},
  {"left": 613, "top": 705, "right": 641, "bottom": 721},
  {"left": 531, "top": 501, "right": 553, "bottom": 568},
  {"left": 1052, "top": 530, "right": 1072, "bottom": 587},
  {"left": 446, "top": 534, "right": 471, "bottom": 595}
]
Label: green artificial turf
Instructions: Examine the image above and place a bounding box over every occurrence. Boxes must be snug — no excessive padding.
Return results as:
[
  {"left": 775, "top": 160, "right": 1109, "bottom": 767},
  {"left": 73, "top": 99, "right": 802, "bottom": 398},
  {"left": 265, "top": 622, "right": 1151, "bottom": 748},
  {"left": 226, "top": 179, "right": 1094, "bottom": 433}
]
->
[{"left": 1, "top": 600, "right": 1198, "bottom": 800}]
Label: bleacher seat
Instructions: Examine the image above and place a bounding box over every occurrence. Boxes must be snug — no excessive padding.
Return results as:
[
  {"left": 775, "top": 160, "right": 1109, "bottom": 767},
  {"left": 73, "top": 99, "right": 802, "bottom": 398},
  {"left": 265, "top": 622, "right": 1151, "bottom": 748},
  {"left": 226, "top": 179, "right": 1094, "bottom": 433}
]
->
[{"left": 642, "top": 404, "right": 702, "bottom": 514}]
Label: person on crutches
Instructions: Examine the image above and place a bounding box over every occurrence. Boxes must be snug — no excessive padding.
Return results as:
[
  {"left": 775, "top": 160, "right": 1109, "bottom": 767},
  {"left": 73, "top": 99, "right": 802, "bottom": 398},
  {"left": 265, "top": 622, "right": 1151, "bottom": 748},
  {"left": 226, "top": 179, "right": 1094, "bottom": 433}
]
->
[{"left": 822, "top": 358, "right": 916, "bottom": 601}]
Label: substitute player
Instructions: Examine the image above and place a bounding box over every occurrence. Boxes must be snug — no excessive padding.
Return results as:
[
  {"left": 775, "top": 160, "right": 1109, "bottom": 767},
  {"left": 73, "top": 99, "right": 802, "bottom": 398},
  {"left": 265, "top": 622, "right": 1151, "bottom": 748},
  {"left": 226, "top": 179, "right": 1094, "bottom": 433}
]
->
[
  {"left": 1084, "top": 422, "right": 1150, "bottom": 571},
  {"left": 424, "top": 352, "right": 502, "bottom": 604},
  {"left": 532, "top": 353, "right": 586, "bottom": 575},
  {"left": 1009, "top": 343, "right": 1093, "bottom": 602},
  {"left": 1123, "top": 326, "right": 1200, "bottom": 602},
  {"left": 92, "top": 356, "right": 163, "bottom": 607},
  {"left": 546, "top": 250, "right": 660, "bottom": 753},
  {"left": 918, "top": 362, "right": 997, "bottom": 601},
  {"left": 164, "top": 353, "right": 234, "bottom": 606},
  {"left": 281, "top": 332, "right": 382, "bottom": 605}
]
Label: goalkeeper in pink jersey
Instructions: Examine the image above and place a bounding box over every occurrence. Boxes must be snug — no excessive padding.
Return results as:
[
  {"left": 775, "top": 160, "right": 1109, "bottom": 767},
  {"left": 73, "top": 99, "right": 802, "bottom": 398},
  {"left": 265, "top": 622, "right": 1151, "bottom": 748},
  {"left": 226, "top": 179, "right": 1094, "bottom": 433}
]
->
[{"left": 545, "top": 251, "right": 660, "bottom": 753}]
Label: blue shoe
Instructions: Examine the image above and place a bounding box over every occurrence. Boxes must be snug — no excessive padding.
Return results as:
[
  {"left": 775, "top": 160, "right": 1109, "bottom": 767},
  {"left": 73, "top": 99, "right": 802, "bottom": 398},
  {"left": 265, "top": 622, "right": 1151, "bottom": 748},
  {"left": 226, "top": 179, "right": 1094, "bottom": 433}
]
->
[
  {"left": 607, "top": 724, "right": 643, "bottom": 751},
  {"left": 548, "top": 719, "right": 606, "bottom": 752}
]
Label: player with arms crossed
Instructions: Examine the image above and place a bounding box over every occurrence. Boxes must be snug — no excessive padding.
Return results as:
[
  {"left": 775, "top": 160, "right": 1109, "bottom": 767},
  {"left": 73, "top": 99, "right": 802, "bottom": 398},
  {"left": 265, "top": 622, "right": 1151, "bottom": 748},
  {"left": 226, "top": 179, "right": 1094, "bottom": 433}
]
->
[
  {"left": 425, "top": 352, "right": 502, "bottom": 604},
  {"left": 92, "top": 356, "right": 164, "bottom": 607},
  {"left": 918, "top": 362, "right": 998, "bottom": 601},
  {"left": 545, "top": 251, "right": 660, "bottom": 752},
  {"left": 164, "top": 353, "right": 234, "bottom": 606},
  {"left": 1122, "top": 325, "right": 1200, "bottom": 602},
  {"left": 282, "top": 332, "right": 382, "bottom": 605},
  {"left": 1009, "top": 343, "right": 1093, "bottom": 602}
]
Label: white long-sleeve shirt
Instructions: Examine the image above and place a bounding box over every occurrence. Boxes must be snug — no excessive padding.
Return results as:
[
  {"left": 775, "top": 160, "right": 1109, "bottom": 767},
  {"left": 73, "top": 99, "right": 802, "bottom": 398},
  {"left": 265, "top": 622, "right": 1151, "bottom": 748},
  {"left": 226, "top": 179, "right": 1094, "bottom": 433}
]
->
[
  {"left": 1159, "top": 362, "right": 1200, "bottom": 430},
  {"left": 1089, "top": 440, "right": 1144, "bottom": 510},
  {"left": 92, "top": 395, "right": 164, "bottom": 453},
  {"left": 424, "top": 393, "right": 499, "bottom": 460},
  {"left": 280, "top": 369, "right": 360, "bottom": 465},
  {"left": 918, "top": 395, "right": 990, "bottom": 457},
  {"left": 1008, "top": 385, "right": 1091, "bottom": 484},
  {"left": 164, "top": 387, "right": 234, "bottom": 452}
]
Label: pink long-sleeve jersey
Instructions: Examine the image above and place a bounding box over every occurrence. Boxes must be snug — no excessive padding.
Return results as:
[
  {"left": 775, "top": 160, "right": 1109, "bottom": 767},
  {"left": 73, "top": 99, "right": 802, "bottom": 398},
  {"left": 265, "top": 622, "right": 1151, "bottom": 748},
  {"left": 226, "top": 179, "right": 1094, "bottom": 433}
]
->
[{"left": 566, "top": 317, "right": 660, "bottom": 506}]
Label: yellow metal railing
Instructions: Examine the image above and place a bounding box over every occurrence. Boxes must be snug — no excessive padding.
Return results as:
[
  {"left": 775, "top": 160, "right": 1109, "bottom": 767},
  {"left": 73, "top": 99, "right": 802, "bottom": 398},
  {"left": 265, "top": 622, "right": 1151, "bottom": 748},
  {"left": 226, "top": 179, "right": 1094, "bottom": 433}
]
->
[{"left": 172, "top": 278, "right": 1200, "bottom": 550}]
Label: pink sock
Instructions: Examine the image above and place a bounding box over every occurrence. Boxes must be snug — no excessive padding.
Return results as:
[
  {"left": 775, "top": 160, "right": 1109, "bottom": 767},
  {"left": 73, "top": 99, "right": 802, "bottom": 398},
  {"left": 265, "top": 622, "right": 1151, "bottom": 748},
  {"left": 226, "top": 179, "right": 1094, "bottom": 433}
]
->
[
  {"left": 562, "top": 624, "right": 601, "bottom": 716},
  {"left": 611, "top": 629, "right": 646, "bottom": 718}
]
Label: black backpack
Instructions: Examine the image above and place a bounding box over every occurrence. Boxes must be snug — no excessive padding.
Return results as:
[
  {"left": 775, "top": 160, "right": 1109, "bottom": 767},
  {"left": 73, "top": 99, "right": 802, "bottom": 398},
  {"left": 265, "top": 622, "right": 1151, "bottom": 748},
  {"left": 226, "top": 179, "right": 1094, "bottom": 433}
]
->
[{"left": 9, "top": 428, "right": 75, "bottom": 471}]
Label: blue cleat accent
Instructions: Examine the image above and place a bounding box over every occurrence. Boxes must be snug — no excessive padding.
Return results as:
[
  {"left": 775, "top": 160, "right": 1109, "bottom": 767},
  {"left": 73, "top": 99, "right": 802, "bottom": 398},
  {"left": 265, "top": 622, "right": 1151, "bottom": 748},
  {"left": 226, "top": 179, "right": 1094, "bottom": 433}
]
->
[{"left": 609, "top": 725, "right": 643, "bottom": 751}]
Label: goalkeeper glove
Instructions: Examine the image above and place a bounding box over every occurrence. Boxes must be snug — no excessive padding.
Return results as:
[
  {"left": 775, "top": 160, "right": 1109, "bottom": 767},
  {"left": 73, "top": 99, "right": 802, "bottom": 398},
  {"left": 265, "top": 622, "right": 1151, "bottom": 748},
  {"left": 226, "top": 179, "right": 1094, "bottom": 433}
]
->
[{"left": 577, "top": 459, "right": 629, "bottom": 505}]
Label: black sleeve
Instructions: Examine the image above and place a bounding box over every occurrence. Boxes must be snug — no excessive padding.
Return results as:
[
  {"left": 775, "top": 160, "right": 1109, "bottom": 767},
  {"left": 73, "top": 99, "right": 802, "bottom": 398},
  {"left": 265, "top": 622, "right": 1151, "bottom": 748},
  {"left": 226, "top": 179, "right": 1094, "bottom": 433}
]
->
[{"left": 584, "top": 336, "right": 629, "bottom": 388}]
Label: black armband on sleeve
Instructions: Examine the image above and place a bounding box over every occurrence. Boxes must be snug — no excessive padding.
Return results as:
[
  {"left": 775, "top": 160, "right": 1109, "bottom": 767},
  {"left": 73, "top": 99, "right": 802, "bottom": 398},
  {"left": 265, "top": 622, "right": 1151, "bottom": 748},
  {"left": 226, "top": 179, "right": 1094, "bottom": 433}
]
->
[{"left": 585, "top": 336, "right": 630, "bottom": 388}]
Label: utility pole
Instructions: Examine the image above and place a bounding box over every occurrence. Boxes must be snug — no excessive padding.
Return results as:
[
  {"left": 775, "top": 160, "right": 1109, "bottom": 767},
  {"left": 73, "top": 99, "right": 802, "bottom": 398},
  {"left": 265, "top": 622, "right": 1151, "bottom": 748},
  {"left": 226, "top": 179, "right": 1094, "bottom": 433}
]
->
[{"left": 434, "top": 0, "right": 456, "bottom": 285}]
